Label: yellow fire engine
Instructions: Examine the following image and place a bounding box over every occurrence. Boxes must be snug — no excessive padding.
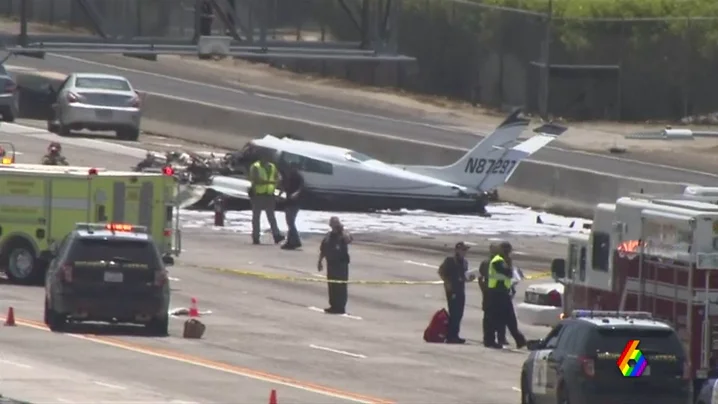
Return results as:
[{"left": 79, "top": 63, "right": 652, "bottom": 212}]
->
[{"left": 0, "top": 161, "right": 181, "bottom": 284}]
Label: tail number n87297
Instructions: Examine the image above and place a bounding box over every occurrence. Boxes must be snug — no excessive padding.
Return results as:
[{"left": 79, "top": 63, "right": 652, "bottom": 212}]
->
[{"left": 464, "top": 158, "right": 517, "bottom": 174}]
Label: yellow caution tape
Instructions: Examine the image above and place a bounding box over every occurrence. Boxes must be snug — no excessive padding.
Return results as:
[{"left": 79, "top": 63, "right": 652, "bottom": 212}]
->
[{"left": 184, "top": 264, "right": 552, "bottom": 285}]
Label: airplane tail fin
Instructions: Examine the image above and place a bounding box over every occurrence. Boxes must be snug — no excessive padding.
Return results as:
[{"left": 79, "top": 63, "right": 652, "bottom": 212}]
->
[
  {"left": 401, "top": 109, "right": 529, "bottom": 180},
  {"left": 403, "top": 114, "right": 566, "bottom": 192},
  {"left": 470, "top": 122, "right": 567, "bottom": 192}
]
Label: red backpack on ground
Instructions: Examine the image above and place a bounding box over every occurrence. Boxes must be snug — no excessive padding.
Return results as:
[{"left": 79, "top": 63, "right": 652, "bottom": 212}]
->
[{"left": 423, "top": 308, "right": 449, "bottom": 343}]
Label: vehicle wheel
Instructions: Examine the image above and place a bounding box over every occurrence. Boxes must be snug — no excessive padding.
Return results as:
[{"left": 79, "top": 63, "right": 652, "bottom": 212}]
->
[
  {"left": 4, "top": 241, "right": 40, "bottom": 285},
  {"left": 521, "top": 373, "right": 534, "bottom": 404},
  {"left": 2, "top": 108, "right": 15, "bottom": 122},
  {"left": 58, "top": 122, "right": 71, "bottom": 137},
  {"left": 117, "top": 127, "right": 140, "bottom": 141},
  {"left": 145, "top": 315, "right": 169, "bottom": 336},
  {"left": 47, "top": 120, "right": 59, "bottom": 133},
  {"left": 44, "top": 297, "right": 66, "bottom": 332}
]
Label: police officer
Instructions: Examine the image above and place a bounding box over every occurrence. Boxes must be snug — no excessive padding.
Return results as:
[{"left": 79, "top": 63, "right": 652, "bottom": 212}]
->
[
  {"left": 280, "top": 160, "right": 305, "bottom": 250},
  {"left": 438, "top": 242, "right": 471, "bottom": 344},
  {"left": 317, "top": 217, "right": 353, "bottom": 314},
  {"left": 249, "top": 151, "right": 284, "bottom": 245},
  {"left": 487, "top": 241, "right": 526, "bottom": 348},
  {"left": 480, "top": 243, "right": 508, "bottom": 347}
]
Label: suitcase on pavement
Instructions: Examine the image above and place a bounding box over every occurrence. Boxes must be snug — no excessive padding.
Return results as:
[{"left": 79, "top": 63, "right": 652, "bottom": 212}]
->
[{"left": 423, "top": 308, "right": 449, "bottom": 343}]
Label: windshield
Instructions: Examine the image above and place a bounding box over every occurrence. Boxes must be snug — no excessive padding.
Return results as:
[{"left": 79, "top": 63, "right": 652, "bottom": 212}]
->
[
  {"left": 75, "top": 77, "right": 131, "bottom": 91},
  {"left": 69, "top": 239, "right": 159, "bottom": 267}
]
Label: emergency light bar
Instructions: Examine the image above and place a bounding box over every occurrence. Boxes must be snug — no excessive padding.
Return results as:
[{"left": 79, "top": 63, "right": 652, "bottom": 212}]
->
[
  {"left": 571, "top": 310, "right": 654, "bottom": 320},
  {"left": 75, "top": 222, "right": 148, "bottom": 234}
]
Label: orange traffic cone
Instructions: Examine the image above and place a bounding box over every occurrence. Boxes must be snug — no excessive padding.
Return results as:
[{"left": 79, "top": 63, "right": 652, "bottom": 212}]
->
[
  {"left": 189, "top": 297, "right": 199, "bottom": 318},
  {"left": 4, "top": 307, "right": 15, "bottom": 326},
  {"left": 268, "top": 389, "right": 277, "bottom": 404}
]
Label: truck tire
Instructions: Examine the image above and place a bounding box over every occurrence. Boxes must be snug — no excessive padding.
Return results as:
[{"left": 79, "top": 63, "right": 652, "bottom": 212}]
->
[
  {"left": 4, "top": 240, "right": 40, "bottom": 285},
  {"left": 44, "top": 297, "right": 66, "bottom": 332},
  {"left": 145, "top": 315, "right": 169, "bottom": 336}
]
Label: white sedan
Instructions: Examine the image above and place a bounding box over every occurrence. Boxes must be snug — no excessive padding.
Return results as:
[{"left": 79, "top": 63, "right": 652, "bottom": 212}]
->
[
  {"left": 515, "top": 282, "right": 563, "bottom": 327},
  {"left": 46, "top": 73, "right": 142, "bottom": 141}
]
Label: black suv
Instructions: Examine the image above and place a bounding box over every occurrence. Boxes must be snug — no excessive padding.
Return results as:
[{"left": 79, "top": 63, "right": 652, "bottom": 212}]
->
[
  {"left": 520, "top": 310, "right": 691, "bottom": 404},
  {"left": 44, "top": 223, "right": 173, "bottom": 336}
]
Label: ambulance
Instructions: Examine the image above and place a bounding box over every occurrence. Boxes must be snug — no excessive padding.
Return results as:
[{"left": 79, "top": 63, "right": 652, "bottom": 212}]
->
[{"left": 0, "top": 162, "right": 181, "bottom": 285}]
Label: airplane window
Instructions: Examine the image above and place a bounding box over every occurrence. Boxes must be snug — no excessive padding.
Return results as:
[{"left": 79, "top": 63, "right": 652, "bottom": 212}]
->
[
  {"left": 304, "top": 157, "right": 333, "bottom": 175},
  {"left": 280, "top": 152, "right": 333, "bottom": 175}
]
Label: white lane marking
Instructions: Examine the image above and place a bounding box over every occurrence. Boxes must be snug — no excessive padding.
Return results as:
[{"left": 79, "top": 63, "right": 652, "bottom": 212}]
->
[
  {"left": 21, "top": 56, "right": 712, "bottom": 181},
  {"left": 48, "top": 54, "right": 246, "bottom": 95},
  {"left": 168, "top": 276, "right": 181, "bottom": 282},
  {"left": 49, "top": 54, "right": 474, "bottom": 135},
  {"left": 313, "top": 273, "right": 326, "bottom": 278},
  {"left": 169, "top": 401, "right": 201, "bottom": 404},
  {"left": 309, "top": 344, "right": 367, "bottom": 359},
  {"left": 403, "top": 260, "right": 434, "bottom": 268},
  {"left": 56, "top": 398, "right": 73, "bottom": 403},
  {"left": 307, "top": 306, "right": 363, "bottom": 320},
  {"left": 45, "top": 56, "right": 718, "bottom": 179},
  {"left": 13, "top": 320, "right": 376, "bottom": 404},
  {"left": 93, "top": 381, "right": 127, "bottom": 390},
  {"left": 511, "top": 386, "right": 521, "bottom": 393},
  {"left": 0, "top": 358, "right": 33, "bottom": 368}
]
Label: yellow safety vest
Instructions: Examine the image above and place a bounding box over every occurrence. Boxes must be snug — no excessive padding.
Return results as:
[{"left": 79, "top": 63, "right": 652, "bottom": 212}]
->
[
  {"left": 488, "top": 254, "right": 511, "bottom": 289},
  {"left": 251, "top": 161, "right": 277, "bottom": 195}
]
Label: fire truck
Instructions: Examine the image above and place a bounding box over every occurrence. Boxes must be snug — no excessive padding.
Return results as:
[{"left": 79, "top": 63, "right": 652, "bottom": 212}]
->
[{"left": 550, "top": 193, "right": 718, "bottom": 398}]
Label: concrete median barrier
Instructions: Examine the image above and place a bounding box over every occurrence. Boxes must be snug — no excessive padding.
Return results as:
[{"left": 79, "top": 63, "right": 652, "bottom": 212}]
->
[{"left": 11, "top": 70, "right": 692, "bottom": 218}]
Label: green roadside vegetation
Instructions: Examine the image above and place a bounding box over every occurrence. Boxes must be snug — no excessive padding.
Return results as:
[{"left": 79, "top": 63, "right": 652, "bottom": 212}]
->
[{"left": 319, "top": 0, "right": 718, "bottom": 118}]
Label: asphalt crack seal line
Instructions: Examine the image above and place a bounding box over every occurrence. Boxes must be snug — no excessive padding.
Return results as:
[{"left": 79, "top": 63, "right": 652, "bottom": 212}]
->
[
  {"left": 184, "top": 264, "right": 551, "bottom": 284},
  {"left": 3, "top": 317, "right": 394, "bottom": 404}
]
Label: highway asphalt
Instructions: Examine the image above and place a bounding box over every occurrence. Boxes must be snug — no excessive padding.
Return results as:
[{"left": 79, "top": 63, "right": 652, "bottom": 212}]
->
[
  {"left": 6, "top": 53, "right": 718, "bottom": 187},
  {"left": 0, "top": 123, "right": 567, "bottom": 403}
]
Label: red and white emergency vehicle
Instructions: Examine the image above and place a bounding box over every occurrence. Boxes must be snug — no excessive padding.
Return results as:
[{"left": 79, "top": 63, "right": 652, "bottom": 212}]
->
[{"left": 550, "top": 194, "right": 718, "bottom": 392}]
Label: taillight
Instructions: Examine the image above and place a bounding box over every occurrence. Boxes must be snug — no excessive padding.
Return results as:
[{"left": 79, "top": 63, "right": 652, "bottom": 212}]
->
[
  {"left": 4, "top": 80, "right": 16, "bottom": 93},
  {"left": 682, "top": 360, "right": 692, "bottom": 380},
  {"left": 154, "top": 269, "right": 168, "bottom": 287},
  {"left": 547, "top": 290, "right": 562, "bottom": 307},
  {"left": 67, "top": 92, "right": 82, "bottom": 103},
  {"left": 60, "top": 264, "right": 73, "bottom": 283},
  {"left": 129, "top": 96, "right": 141, "bottom": 108},
  {"left": 579, "top": 356, "right": 595, "bottom": 377}
]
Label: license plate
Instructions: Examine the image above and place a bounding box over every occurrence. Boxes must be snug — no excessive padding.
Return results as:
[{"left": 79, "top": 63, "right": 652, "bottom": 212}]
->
[
  {"left": 95, "top": 109, "right": 113, "bottom": 119},
  {"left": 103, "top": 271, "right": 123, "bottom": 283},
  {"left": 525, "top": 292, "right": 539, "bottom": 303}
]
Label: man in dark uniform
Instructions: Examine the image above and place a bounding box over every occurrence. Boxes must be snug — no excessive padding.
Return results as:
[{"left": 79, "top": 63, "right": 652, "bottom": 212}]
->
[
  {"left": 438, "top": 242, "right": 471, "bottom": 344},
  {"left": 486, "top": 241, "right": 526, "bottom": 349},
  {"left": 317, "top": 217, "right": 353, "bottom": 314},
  {"left": 280, "top": 161, "right": 305, "bottom": 250},
  {"left": 480, "top": 243, "right": 508, "bottom": 347}
]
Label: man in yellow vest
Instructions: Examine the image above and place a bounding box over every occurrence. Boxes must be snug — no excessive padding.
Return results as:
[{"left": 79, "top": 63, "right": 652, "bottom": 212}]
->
[
  {"left": 249, "top": 152, "right": 284, "bottom": 245},
  {"left": 485, "top": 241, "right": 526, "bottom": 349}
]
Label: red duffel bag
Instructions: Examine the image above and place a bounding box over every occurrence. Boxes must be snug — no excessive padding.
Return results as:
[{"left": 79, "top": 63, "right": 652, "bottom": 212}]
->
[{"left": 423, "top": 308, "right": 449, "bottom": 343}]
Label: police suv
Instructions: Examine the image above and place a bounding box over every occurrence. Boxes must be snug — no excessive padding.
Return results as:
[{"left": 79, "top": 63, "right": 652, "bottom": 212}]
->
[
  {"left": 44, "top": 223, "right": 174, "bottom": 336},
  {"left": 521, "top": 310, "right": 691, "bottom": 404}
]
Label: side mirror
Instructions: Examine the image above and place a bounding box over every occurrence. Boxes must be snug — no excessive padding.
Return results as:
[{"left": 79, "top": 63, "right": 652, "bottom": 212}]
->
[
  {"left": 551, "top": 258, "right": 566, "bottom": 279},
  {"left": 526, "top": 339, "right": 543, "bottom": 351},
  {"left": 162, "top": 255, "right": 175, "bottom": 266}
]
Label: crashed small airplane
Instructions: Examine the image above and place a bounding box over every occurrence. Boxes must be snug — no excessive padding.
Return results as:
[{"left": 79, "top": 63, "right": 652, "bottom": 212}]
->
[{"left": 156, "top": 109, "right": 566, "bottom": 214}]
